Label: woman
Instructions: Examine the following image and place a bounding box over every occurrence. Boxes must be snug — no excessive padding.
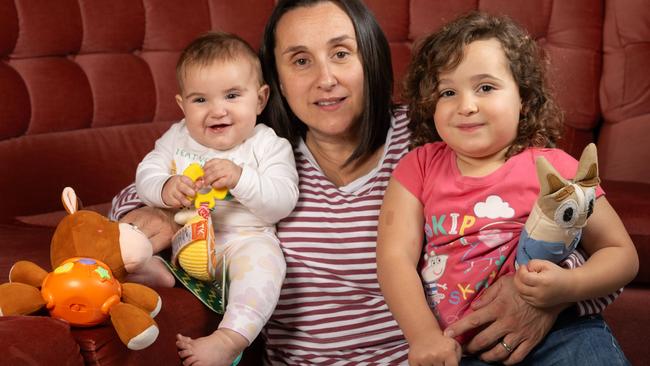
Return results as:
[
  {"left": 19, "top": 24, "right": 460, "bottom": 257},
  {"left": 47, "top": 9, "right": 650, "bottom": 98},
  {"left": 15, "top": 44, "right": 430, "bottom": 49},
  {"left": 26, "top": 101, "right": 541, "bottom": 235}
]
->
[{"left": 113, "top": 1, "right": 625, "bottom": 364}]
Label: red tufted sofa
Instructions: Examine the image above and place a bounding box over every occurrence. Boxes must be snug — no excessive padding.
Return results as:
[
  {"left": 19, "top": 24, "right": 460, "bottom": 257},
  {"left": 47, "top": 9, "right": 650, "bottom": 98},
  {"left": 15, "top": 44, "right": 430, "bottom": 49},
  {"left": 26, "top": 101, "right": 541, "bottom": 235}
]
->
[{"left": 1, "top": 0, "right": 648, "bottom": 365}]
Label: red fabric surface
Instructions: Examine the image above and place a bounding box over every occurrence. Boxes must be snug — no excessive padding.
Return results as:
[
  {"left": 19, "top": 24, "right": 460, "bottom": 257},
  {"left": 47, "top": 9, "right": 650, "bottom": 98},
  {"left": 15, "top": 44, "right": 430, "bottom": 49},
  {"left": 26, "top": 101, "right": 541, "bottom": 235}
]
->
[
  {"left": 78, "top": 0, "right": 145, "bottom": 53},
  {"left": 0, "top": 316, "right": 84, "bottom": 366},
  {"left": 602, "top": 180, "right": 650, "bottom": 285},
  {"left": 409, "top": 0, "right": 478, "bottom": 39},
  {"left": 207, "top": 0, "right": 276, "bottom": 50},
  {"left": 0, "top": 123, "right": 172, "bottom": 219},
  {"left": 0, "top": 223, "right": 54, "bottom": 279},
  {"left": 366, "top": 0, "right": 410, "bottom": 42},
  {"left": 73, "top": 287, "right": 220, "bottom": 365},
  {"left": 601, "top": 0, "right": 650, "bottom": 124},
  {"left": 604, "top": 287, "right": 650, "bottom": 366},
  {"left": 140, "top": 51, "right": 185, "bottom": 122},
  {"left": 142, "top": 0, "right": 211, "bottom": 51},
  {"left": 10, "top": 58, "right": 93, "bottom": 135},
  {"left": 0, "top": 1, "right": 648, "bottom": 364},
  {"left": 0, "top": 63, "right": 29, "bottom": 139},
  {"left": 599, "top": 117, "right": 650, "bottom": 183},
  {"left": 0, "top": 0, "right": 18, "bottom": 55},
  {"left": 599, "top": 0, "right": 650, "bottom": 184},
  {"left": 76, "top": 54, "right": 156, "bottom": 127},
  {"left": 12, "top": 0, "right": 82, "bottom": 58}
]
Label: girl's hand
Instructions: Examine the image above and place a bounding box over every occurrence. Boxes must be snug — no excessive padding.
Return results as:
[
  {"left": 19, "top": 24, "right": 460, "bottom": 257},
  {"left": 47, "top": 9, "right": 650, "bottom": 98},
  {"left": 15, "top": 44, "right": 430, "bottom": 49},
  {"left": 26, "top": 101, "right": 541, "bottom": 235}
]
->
[
  {"left": 202, "top": 158, "right": 242, "bottom": 190},
  {"left": 162, "top": 175, "right": 196, "bottom": 207},
  {"left": 514, "top": 259, "right": 572, "bottom": 308},
  {"left": 408, "top": 332, "right": 462, "bottom": 366}
]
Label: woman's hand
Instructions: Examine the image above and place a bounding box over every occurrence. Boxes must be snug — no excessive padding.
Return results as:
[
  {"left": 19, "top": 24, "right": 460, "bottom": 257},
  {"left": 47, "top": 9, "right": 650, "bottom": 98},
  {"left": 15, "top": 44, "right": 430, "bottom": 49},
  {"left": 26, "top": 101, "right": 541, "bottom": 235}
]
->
[
  {"left": 120, "top": 206, "right": 180, "bottom": 253},
  {"left": 443, "top": 275, "right": 566, "bottom": 364}
]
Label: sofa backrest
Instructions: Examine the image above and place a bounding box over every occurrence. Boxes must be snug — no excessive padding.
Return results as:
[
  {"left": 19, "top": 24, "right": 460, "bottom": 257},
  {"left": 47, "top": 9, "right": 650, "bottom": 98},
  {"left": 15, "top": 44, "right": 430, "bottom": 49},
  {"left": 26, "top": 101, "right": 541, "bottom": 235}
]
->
[
  {"left": 0, "top": 0, "right": 606, "bottom": 222},
  {"left": 0, "top": 0, "right": 276, "bottom": 221},
  {"left": 599, "top": 0, "right": 650, "bottom": 184}
]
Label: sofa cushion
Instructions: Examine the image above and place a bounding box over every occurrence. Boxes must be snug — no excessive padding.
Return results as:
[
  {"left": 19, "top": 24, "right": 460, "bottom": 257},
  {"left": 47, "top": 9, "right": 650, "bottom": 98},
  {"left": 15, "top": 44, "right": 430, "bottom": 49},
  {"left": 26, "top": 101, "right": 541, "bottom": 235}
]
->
[
  {"left": 603, "top": 287, "right": 650, "bottom": 366},
  {"left": 70, "top": 287, "right": 220, "bottom": 365},
  {"left": 0, "top": 316, "right": 84, "bottom": 366},
  {"left": 0, "top": 223, "right": 54, "bottom": 279},
  {"left": 602, "top": 180, "right": 650, "bottom": 285},
  {"left": 599, "top": 0, "right": 650, "bottom": 184}
]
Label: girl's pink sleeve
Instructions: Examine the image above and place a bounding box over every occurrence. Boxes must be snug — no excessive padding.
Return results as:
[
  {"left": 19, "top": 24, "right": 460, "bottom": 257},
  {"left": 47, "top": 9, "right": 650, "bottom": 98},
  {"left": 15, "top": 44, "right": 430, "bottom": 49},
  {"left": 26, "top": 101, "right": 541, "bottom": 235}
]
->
[{"left": 392, "top": 147, "right": 427, "bottom": 200}]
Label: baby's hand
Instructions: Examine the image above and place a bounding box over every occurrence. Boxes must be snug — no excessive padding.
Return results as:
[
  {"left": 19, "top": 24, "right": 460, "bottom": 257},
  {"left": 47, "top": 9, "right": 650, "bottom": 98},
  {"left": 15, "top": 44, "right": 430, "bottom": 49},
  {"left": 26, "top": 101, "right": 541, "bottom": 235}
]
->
[
  {"left": 515, "top": 259, "right": 572, "bottom": 307},
  {"left": 203, "top": 158, "right": 242, "bottom": 190},
  {"left": 162, "top": 175, "right": 196, "bottom": 208},
  {"left": 408, "top": 332, "right": 462, "bottom": 366}
]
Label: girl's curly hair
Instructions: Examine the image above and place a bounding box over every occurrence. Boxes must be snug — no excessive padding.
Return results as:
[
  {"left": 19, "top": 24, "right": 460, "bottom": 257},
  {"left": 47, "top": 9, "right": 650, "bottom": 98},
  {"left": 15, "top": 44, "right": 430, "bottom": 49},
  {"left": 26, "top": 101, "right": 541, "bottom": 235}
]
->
[{"left": 402, "top": 11, "right": 562, "bottom": 158}]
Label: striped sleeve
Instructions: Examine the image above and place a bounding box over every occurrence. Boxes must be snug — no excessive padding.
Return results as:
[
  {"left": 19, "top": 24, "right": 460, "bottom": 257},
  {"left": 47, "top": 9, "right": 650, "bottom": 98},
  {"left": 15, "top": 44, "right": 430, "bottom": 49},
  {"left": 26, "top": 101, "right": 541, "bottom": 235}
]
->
[
  {"left": 561, "top": 248, "right": 621, "bottom": 315},
  {"left": 108, "top": 183, "right": 145, "bottom": 221}
]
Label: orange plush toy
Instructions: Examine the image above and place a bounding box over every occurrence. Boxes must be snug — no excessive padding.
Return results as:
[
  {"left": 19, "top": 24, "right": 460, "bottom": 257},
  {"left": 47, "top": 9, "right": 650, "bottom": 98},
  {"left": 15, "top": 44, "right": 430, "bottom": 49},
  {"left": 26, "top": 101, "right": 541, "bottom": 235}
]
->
[{"left": 0, "top": 187, "right": 162, "bottom": 350}]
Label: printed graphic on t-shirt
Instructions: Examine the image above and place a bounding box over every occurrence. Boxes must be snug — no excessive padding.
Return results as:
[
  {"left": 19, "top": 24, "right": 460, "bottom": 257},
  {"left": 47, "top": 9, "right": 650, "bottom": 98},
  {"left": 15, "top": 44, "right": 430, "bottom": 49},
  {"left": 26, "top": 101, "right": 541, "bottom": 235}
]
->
[{"left": 420, "top": 194, "right": 521, "bottom": 327}]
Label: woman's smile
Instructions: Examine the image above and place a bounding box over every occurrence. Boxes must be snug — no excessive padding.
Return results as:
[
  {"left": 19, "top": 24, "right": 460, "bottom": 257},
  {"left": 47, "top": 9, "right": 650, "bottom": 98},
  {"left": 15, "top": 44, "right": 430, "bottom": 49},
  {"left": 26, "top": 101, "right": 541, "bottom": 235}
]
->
[{"left": 314, "top": 96, "right": 347, "bottom": 111}]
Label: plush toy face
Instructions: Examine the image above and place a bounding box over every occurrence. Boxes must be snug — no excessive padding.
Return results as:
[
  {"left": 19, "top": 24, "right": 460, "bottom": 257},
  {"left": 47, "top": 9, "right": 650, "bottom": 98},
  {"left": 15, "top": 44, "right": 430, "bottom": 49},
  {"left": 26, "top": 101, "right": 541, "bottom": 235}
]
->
[
  {"left": 535, "top": 143, "right": 600, "bottom": 230},
  {"left": 538, "top": 183, "right": 596, "bottom": 229},
  {"left": 41, "top": 257, "right": 121, "bottom": 326},
  {"left": 51, "top": 191, "right": 127, "bottom": 281}
]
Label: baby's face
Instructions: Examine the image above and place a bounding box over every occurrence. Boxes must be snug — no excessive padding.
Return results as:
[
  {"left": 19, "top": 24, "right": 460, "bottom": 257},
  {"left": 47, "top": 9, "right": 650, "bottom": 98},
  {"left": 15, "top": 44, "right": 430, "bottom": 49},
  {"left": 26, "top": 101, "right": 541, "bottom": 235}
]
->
[{"left": 176, "top": 59, "right": 268, "bottom": 151}]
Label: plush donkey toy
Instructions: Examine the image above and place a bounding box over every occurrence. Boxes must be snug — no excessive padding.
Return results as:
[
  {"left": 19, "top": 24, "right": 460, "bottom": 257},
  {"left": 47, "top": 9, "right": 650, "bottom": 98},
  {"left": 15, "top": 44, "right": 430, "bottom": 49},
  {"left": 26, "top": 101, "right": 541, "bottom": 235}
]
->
[
  {"left": 0, "top": 187, "right": 162, "bottom": 350},
  {"left": 516, "top": 143, "right": 600, "bottom": 266}
]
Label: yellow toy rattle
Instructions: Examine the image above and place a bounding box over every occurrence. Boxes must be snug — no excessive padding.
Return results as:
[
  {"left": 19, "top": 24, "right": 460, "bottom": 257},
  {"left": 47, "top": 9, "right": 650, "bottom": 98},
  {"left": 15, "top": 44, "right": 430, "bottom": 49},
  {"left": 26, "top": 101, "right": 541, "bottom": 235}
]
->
[{"left": 183, "top": 163, "right": 230, "bottom": 210}]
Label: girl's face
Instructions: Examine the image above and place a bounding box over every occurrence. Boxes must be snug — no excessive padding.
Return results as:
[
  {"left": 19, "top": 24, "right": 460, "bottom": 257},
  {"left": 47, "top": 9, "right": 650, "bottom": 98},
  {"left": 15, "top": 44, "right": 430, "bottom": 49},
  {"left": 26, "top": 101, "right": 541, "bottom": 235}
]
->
[
  {"left": 434, "top": 38, "right": 522, "bottom": 163},
  {"left": 273, "top": 2, "right": 364, "bottom": 143}
]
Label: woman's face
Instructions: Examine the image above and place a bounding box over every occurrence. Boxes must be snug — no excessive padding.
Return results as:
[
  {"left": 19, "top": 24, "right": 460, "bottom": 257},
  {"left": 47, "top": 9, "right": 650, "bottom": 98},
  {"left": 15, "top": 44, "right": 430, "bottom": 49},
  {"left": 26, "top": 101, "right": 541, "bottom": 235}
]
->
[{"left": 274, "top": 2, "right": 364, "bottom": 142}]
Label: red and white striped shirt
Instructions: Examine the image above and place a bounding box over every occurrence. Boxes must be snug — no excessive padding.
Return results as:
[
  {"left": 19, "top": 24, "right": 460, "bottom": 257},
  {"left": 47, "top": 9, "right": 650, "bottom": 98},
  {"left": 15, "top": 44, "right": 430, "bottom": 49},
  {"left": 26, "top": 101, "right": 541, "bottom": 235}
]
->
[{"left": 264, "top": 109, "right": 411, "bottom": 365}]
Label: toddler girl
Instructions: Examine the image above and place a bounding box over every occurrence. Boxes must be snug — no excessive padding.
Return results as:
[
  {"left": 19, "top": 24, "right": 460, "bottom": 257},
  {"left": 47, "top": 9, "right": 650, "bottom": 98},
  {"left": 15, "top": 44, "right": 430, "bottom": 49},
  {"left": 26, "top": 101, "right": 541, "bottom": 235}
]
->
[{"left": 377, "top": 12, "right": 638, "bottom": 366}]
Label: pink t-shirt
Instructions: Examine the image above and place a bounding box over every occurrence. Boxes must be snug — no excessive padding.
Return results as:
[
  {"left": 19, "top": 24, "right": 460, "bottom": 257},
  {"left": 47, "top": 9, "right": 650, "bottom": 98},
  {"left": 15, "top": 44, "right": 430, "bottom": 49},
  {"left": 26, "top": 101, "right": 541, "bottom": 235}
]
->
[{"left": 393, "top": 142, "right": 603, "bottom": 332}]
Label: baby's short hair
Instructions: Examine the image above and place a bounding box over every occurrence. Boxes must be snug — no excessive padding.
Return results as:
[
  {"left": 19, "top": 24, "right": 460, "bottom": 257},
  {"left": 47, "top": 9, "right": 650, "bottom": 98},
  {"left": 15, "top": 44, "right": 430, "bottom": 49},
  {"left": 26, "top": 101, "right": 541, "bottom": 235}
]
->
[{"left": 176, "top": 31, "right": 263, "bottom": 91}]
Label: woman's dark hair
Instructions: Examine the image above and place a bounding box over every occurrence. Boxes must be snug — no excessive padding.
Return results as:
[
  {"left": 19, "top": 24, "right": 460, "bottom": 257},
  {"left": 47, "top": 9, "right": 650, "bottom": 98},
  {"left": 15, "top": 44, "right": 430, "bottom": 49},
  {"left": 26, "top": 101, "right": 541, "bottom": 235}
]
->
[
  {"left": 403, "top": 11, "right": 563, "bottom": 157},
  {"left": 260, "top": 0, "right": 394, "bottom": 165}
]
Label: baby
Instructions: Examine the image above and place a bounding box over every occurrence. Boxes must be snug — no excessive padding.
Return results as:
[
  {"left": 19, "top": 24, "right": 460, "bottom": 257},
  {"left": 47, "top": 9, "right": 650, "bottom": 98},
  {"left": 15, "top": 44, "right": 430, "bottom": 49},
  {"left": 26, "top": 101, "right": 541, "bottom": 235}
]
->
[{"left": 135, "top": 31, "right": 299, "bottom": 366}]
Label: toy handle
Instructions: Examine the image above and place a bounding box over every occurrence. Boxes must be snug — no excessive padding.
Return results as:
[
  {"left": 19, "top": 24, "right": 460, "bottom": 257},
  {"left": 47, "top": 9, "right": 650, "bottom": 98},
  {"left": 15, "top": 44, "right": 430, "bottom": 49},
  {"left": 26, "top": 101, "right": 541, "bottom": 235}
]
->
[{"left": 182, "top": 163, "right": 229, "bottom": 209}]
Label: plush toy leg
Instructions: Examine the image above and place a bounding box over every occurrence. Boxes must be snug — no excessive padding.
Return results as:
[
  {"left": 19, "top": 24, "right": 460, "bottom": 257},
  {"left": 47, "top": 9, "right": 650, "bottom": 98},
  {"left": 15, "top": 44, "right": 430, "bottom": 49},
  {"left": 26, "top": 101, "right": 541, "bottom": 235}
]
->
[
  {"left": 109, "top": 302, "right": 159, "bottom": 350},
  {"left": 0, "top": 282, "right": 46, "bottom": 316},
  {"left": 121, "top": 282, "right": 162, "bottom": 317},
  {"left": 8, "top": 261, "right": 48, "bottom": 287}
]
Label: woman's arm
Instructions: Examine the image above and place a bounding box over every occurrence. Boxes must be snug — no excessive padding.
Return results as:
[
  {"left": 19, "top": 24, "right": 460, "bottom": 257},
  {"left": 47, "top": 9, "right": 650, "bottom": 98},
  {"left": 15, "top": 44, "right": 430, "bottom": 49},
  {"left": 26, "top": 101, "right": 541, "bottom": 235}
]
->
[
  {"left": 515, "top": 197, "right": 638, "bottom": 306},
  {"left": 377, "top": 177, "right": 461, "bottom": 365},
  {"left": 109, "top": 183, "right": 179, "bottom": 254},
  {"left": 443, "top": 274, "right": 565, "bottom": 364}
]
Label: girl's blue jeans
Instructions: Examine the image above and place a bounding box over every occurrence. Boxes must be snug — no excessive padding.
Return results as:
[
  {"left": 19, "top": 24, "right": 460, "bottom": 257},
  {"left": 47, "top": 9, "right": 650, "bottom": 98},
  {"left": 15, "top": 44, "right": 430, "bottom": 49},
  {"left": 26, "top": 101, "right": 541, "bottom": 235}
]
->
[{"left": 461, "top": 311, "right": 630, "bottom": 366}]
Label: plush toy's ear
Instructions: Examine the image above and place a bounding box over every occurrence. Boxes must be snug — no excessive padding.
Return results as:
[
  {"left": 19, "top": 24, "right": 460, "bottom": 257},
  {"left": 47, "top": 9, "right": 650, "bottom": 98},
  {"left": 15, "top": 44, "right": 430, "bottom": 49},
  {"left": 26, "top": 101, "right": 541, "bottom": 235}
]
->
[
  {"left": 61, "top": 187, "right": 78, "bottom": 214},
  {"left": 536, "top": 156, "right": 569, "bottom": 196},
  {"left": 574, "top": 143, "right": 600, "bottom": 187}
]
